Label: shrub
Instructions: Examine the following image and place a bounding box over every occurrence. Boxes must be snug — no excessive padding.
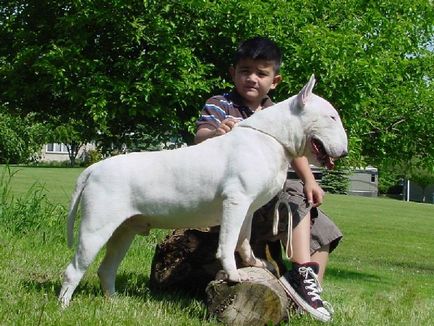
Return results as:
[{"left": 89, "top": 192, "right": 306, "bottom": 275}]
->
[
  {"left": 0, "top": 110, "right": 50, "bottom": 164},
  {"left": 82, "top": 149, "right": 104, "bottom": 166}
]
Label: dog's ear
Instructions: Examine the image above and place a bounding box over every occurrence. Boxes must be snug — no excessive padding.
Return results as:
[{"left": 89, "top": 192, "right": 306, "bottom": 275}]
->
[{"left": 295, "top": 74, "right": 316, "bottom": 109}]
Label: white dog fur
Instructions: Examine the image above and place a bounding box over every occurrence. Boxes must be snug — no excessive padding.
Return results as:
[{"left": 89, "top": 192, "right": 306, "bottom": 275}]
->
[{"left": 58, "top": 75, "right": 348, "bottom": 307}]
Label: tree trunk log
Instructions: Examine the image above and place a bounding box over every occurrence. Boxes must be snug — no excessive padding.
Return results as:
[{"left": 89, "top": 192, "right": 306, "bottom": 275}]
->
[
  {"left": 149, "top": 229, "right": 222, "bottom": 295},
  {"left": 206, "top": 267, "right": 290, "bottom": 326}
]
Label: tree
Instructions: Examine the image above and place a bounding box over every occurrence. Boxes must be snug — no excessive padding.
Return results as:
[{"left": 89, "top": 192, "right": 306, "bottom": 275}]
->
[
  {"left": 1, "top": 0, "right": 433, "bottom": 169},
  {"left": 320, "top": 168, "right": 351, "bottom": 195},
  {"left": 0, "top": 0, "right": 225, "bottom": 153},
  {"left": 50, "top": 121, "right": 86, "bottom": 167}
]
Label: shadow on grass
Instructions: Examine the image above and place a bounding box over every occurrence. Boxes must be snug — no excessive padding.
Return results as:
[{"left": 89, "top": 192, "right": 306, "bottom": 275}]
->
[
  {"left": 376, "top": 260, "right": 434, "bottom": 274},
  {"left": 23, "top": 271, "right": 207, "bottom": 313},
  {"left": 25, "top": 267, "right": 384, "bottom": 302},
  {"left": 115, "top": 271, "right": 208, "bottom": 307},
  {"left": 22, "top": 276, "right": 102, "bottom": 299},
  {"left": 326, "top": 267, "right": 382, "bottom": 283}
]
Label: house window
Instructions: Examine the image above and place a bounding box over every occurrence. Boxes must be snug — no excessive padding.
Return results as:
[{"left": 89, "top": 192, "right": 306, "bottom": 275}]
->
[
  {"left": 371, "top": 173, "right": 376, "bottom": 183},
  {"left": 46, "top": 143, "right": 69, "bottom": 153}
]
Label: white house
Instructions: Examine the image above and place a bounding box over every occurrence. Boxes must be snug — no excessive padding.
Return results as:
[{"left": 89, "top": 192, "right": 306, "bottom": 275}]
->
[{"left": 40, "top": 143, "right": 95, "bottom": 162}]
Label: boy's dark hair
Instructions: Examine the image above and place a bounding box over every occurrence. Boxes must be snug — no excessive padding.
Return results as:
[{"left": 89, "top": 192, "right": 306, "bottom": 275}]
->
[{"left": 233, "top": 36, "right": 282, "bottom": 73}]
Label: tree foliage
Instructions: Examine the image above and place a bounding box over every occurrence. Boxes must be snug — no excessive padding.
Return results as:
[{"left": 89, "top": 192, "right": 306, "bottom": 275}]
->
[
  {"left": 0, "top": 108, "right": 49, "bottom": 163},
  {"left": 0, "top": 0, "right": 433, "bottom": 171}
]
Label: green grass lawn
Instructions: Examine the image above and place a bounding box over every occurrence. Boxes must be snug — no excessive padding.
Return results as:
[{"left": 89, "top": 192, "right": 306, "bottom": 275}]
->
[
  {"left": 4, "top": 165, "right": 84, "bottom": 205},
  {"left": 1, "top": 166, "right": 433, "bottom": 325}
]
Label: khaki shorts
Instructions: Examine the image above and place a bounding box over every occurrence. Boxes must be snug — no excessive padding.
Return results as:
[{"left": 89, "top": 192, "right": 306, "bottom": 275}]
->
[{"left": 251, "top": 180, "right": 342, "bottom": 254}]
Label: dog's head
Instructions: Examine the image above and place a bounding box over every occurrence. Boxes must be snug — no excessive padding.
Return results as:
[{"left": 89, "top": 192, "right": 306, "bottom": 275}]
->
[{"left": 294, "top": 75, "right": 348, "bottom": 169}]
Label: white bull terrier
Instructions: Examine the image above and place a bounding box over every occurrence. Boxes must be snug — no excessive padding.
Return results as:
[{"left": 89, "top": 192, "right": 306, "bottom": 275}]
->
[{"left": 59, "top": 75, "right": 348, "bottom": 307}]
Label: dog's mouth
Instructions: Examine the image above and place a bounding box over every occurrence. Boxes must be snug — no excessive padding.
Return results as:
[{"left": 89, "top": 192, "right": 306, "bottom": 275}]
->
[{"left": 311, "top": 138, "right": 335, "bottom": 170}]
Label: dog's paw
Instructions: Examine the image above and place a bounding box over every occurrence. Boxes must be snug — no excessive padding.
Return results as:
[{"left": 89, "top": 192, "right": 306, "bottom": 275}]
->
[
  {"left": 215, "top": 269, "right": 250, "bottom": 283},
  {"left": 237, "top": 269, "right": 250, "bottom": 282},
  {"left": 58, "top": 295, "right": 71, "bottom": 310}
]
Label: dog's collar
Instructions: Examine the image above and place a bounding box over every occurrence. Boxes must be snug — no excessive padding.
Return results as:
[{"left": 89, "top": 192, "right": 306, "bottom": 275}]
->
[{"left": 238, "top": 125, "right": 296, "bottom": 158}]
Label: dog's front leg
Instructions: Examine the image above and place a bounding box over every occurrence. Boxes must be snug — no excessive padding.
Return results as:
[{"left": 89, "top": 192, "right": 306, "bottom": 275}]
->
[{"left": 216, "top": 195, "right": 251, "bottom": 282}]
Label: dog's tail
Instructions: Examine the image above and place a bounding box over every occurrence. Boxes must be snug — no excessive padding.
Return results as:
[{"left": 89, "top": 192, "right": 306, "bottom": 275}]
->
[{"left": 66, "top": 165, "right": 95, "bottom": 248}]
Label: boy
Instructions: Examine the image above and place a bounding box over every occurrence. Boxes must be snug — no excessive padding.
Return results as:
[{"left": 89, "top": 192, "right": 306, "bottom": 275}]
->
[{"left": 195, "top": 36, "right": 340, "bottom": 322}]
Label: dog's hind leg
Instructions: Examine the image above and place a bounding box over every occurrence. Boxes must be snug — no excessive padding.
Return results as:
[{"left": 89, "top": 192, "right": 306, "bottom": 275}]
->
[
  {"left": 216, "top": 194, "right": 252, "bottom": 282},
  {"left": 59, "top": 226, "right": 113, "bottom": 308},
  {"left": 236, "top": 214, "right": 260, "bottom": 266},
  {"left": 236, "top": 214, "right": 271, "bottom": 270},
  {"left": 97, "top": 223, "right": 137, "bottom": 297}
]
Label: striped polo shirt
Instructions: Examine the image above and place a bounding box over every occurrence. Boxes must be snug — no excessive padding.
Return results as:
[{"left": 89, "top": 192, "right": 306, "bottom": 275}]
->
[{"left": 196, "top": 90, "right": 274, "bottom": 130}]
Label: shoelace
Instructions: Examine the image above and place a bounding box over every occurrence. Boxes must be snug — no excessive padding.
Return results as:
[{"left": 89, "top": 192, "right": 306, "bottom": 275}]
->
[
  {"left": 272, "top": 190, "right": 314, "bottom": 261},
  {"left": 299, "top": 266, "right": 323, "bottom": 301},
  {"left": 300, "top": 267, "right": 335, "bottom": 315}
]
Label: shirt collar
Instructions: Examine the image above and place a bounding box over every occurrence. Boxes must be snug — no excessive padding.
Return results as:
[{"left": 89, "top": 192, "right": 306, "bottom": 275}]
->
[{"left": 227, "top": 89, "right": 274, "bottom": 116}]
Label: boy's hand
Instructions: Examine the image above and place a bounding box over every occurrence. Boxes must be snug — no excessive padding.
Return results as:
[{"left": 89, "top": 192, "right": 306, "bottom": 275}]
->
[
  {"left": 290, "top": 156, "right": 325, "bottom": 207},
  {"left": 303, "top": 179, "right": 324, "bottom": 207},
  {"left": 194, "top": 118, "right": 239, "bottom": 144},
  {"left": 215, "top": 118, "right": 238, "bottom": 137}
]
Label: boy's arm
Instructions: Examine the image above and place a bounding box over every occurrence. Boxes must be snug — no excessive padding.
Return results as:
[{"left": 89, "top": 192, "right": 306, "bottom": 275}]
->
[{"left": 291, "top": 156, "right": 324, "bottom": 207}]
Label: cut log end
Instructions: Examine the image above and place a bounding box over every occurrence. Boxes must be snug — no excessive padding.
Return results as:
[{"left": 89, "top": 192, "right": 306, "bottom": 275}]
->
[{"left": 206, "top": 267, "right": 290, "bottom": 326}]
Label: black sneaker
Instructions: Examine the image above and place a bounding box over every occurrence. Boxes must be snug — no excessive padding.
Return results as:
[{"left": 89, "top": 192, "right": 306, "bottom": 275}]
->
[{"left": 279, "top": 262, "right": 333, "bottom": 322}]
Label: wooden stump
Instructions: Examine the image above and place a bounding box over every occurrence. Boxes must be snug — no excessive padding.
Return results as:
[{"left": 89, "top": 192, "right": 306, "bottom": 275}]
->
[
  {"left": 149, "top": 229, "right": 222, "bottom": 294},
  {"left": 206, "top": 267, "right": 290, "bottom": 326}
]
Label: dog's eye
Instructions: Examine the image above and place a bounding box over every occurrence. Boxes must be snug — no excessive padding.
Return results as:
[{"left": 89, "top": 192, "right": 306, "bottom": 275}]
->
[{"left": 330, "top": 116, "right": 337, "bottom": 121}]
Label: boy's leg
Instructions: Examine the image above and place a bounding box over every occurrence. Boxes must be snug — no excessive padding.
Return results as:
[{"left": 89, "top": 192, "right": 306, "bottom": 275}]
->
[
  {"left": 292, "top": 211, "right": 332, "bottom": 284},
  {"left": 309, "top": 209, "right": 343, "bottom": 284},
  {"left": 290, "top": 212, "right": 331, "bottom": 284},
  {"left": 284, "top": 180, "right": 342, "bottom": 279},
  {"left": 310, "top": 244, "right": 330, "bottom": 284},
  {"left": 278, "top": 181, "right": 334, "bottom": 322},
  {"left": 289, "top": 211, "right": 311, "bottom": 264}
]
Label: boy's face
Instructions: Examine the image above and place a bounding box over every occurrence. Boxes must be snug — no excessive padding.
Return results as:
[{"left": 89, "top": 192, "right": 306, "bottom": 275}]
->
[{"left": 230, "top": 58, "right": 281, "bottom": 108}]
